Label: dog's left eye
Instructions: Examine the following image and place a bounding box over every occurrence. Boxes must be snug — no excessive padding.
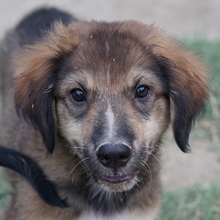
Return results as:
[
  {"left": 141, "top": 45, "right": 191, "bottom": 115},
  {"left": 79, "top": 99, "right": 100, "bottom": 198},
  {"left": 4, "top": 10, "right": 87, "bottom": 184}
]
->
[
  {"left": 135, "top": 85, "right": 150, "bottom": 99},
  {"left": 70, "top": 88, "right": 86, "bottom": 102}
]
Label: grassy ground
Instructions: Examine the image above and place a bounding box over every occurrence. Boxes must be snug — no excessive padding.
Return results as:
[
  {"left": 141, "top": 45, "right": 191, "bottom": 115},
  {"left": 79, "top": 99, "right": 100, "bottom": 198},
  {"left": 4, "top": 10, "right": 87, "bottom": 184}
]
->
[
  {"left": 158, "top": 183, "right": 220, "bottom": 220},
  {"left": 0, "top": 40, "right": 220, "bottom": 219}
]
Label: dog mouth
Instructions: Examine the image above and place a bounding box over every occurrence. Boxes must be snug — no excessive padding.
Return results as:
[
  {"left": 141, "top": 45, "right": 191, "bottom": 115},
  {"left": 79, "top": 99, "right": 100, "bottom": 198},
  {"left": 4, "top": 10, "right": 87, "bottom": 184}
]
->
[
  {"left": 95, "top": 172, "right": 138, "bottom": 192},
  {"left": 100, "top": 173, "right": 135, "bottom": 184}
]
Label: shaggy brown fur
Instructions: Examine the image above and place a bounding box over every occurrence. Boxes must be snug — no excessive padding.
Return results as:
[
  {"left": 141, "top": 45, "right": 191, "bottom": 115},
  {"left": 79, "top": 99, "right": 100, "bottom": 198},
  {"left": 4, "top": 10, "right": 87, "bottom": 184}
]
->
[{"left": 0, "top": 8, "right": 208, "bottom": 220}]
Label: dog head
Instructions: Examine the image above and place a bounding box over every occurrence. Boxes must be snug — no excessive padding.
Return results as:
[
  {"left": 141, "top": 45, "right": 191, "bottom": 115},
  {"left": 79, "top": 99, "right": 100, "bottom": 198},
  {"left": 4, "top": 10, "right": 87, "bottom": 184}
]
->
[{"left": 14, "top": 21, "right": 208, "bottom": 194}]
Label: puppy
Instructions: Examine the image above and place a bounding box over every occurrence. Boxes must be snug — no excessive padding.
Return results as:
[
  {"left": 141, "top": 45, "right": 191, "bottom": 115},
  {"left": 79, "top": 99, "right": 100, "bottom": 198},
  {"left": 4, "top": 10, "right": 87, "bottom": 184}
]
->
[{"left": 0, "top": 7, "right": 208, "bottom": 220}]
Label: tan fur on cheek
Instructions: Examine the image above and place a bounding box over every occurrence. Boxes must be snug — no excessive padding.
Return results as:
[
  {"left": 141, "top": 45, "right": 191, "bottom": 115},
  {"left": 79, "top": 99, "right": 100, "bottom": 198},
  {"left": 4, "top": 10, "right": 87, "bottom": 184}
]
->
[
  {"left": 56, "top": 100, "right": 97, "bottom": 155},
  {"left": 131, "top": 97, "right": 170, "bottom": 152},
  {"left": 56, "top": 102, "right": 84, "bottom": 147}
]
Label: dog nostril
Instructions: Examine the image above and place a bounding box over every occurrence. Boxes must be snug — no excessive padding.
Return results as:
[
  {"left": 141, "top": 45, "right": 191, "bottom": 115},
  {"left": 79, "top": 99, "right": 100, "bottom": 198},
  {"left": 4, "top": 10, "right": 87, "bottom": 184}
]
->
[
  {"left": 119, "top": 155, "right": 128, "bottom": 161},
  {"left": 96, "top": 144, "right": 131, "bottom": 169},
  {"left": 99, "top": 155, "right": 111, "bottom": 164}
]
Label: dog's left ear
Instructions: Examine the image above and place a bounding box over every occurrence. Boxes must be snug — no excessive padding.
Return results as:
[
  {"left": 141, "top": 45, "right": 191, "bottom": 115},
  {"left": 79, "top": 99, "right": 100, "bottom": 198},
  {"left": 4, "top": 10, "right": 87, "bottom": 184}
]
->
[
  {"left": 14, "top": 22, "right": 78, "bottom": 153},
  {"left": 148, "top": 30, "right": 209, "bottom": 152}
]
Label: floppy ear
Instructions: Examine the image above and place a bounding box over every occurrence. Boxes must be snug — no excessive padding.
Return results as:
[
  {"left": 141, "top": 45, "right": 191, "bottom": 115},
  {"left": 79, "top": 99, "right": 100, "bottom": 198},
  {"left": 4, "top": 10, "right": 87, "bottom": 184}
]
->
[
  {"left": 14, "top": 22, "right": 78, "bottom": 153},
  {"left": 151, "top": 36, "right": 209, "bottom": 152}
]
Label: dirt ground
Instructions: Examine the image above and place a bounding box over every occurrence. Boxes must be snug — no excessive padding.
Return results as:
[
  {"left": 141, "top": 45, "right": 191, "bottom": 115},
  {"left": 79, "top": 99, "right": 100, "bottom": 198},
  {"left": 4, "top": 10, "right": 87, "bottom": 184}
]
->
[{"left": 0, "top": 0, "right": 220, "bottom": 190}]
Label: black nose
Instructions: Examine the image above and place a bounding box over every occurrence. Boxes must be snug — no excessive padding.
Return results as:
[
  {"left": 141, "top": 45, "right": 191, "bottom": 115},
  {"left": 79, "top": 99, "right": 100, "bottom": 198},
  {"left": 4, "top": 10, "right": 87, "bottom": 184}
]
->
[{"left": 96, "top": 144, "right": 131, "bottom": 170}]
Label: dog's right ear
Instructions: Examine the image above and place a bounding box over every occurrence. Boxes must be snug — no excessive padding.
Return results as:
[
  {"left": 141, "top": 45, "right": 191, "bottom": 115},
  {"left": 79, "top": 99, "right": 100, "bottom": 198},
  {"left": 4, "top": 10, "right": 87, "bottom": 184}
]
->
[{"left": 14, "top": 22, "right": 78, "bottom": 153}]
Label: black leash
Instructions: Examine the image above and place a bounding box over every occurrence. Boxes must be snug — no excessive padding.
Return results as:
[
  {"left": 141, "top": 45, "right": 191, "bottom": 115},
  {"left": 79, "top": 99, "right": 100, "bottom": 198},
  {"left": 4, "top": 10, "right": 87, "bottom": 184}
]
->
[{"left": 0, "top": 145, "right": 68, "bottom": 208}]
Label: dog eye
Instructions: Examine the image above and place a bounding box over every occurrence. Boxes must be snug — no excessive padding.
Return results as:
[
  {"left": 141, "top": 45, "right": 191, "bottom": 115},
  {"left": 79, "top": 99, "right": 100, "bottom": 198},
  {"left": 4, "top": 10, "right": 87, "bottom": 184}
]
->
[
  {"left": 71, "top": 88, "right": 86, "bottom": 102},
  {"left": 135, "top": 85, "right": 150, "bottom": 99}
]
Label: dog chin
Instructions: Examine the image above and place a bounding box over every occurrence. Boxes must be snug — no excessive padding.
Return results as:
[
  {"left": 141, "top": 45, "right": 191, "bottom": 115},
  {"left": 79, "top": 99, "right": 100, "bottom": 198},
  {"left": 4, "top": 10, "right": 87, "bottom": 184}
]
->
[{"left": 96, "top": 173, "right": 139, "bottom": 192}]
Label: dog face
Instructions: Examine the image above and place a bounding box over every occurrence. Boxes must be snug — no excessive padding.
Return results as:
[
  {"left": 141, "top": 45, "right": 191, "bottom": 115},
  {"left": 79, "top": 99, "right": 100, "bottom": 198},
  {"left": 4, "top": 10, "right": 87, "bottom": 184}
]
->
[
  {"left": 55, "top": 40, "right": 170, "bottom": 192},
  {"left": 13, "top": 21, "right": 208, "bottom": 194}
]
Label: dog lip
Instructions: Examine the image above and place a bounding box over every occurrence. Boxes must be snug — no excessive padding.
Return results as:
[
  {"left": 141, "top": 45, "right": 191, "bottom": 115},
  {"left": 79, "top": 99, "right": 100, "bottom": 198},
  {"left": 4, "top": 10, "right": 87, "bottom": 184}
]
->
[{"left": 100, "top": 173, "right": 135, "bottom": 184}]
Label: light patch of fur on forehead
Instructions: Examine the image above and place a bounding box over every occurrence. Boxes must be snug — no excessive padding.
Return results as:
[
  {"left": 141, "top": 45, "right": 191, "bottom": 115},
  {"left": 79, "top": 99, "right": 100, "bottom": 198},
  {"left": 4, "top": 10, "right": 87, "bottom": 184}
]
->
[{"left": 105, "top": 104, "right": 115, "bottom": 139}]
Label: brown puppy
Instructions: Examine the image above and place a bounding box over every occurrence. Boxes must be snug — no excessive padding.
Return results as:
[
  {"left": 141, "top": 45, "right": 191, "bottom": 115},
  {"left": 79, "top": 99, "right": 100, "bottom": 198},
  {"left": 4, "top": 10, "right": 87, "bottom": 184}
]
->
[{"left": 0, "top": 8, "right": 208, "bottom": 220}]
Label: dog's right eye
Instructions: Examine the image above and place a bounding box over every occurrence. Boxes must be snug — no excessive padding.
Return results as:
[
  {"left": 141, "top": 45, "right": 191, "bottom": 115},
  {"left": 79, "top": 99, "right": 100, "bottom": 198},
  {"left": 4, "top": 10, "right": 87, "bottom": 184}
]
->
[{"left": 70, "top": 88, "right": 86, "bottom": 102}]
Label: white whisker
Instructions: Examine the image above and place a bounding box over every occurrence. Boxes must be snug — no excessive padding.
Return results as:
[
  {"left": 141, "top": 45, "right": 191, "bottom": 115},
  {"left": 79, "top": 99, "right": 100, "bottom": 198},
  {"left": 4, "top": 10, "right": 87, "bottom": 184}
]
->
[
  {"left": 140, "top": 161, "right": 153, "bottom": 191},
  {"left": 73, "top": 146, "right": 86, "bottom": 149},
  {"left": 148, "top": 152, "right": 166, "bottom": 175},
  {"left": 66, "top": 157, "right": 89, "bottom": 178}
]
